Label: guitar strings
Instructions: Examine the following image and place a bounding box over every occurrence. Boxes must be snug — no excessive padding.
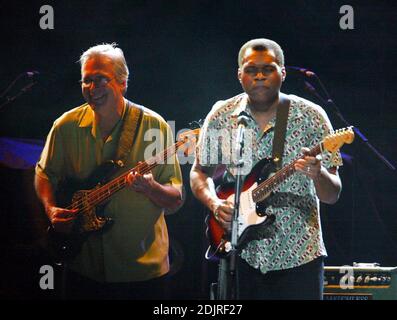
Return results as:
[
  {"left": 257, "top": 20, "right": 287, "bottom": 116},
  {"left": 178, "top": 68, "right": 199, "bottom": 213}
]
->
[
  {"left": 86, "top": 143, "right": 180, "bottom": 205},
  {"left": 68, "top": 144, "right": 179, "bottom": 210},
  {"left": 252, "top": 144, "right": 321, "bottom": 202},
  {"left": 66, "top": 148, "right": 176, "bottom": 211},
  {"left": 65, "top": 141, "right": 184, "bottom": 211},
  {"left": 86, "top": 130, "right": 200, "bottom": 207},
  {"left": 69, "top": 128, "right": 347, "bottom": 212}
]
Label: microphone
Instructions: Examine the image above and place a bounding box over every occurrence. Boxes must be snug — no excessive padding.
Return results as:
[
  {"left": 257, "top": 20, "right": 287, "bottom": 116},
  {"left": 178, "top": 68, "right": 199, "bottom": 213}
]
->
[
  {"left": 26, "top": 71, "right": 40, "bottom": 78},
  {"left": 286, "top": 66, "right": 316, "bottom": 77},
  {"left": 235, "top": 111, "right": 250, "bottom": 156},
  {"left": 237, "top": 111, "right": 251, "bottom": 127}
]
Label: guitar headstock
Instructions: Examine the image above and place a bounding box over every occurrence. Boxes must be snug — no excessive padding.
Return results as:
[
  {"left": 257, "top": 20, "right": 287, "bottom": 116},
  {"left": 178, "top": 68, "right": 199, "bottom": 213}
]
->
[
  {"left": 323, "top": 126, "right": 355, "bottom": 153},
  {"left": 178, "top": 128, "right": 201, "bottom": 157},
  {"left": 178, "top": 128, "right": 201, "bottom": 141}
]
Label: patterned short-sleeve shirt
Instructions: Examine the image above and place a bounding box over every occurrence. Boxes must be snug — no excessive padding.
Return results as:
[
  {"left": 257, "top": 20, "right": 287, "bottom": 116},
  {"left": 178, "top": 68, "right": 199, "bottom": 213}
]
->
[{"left": 197, "top": 93, "right": 342, "bottom": 273}]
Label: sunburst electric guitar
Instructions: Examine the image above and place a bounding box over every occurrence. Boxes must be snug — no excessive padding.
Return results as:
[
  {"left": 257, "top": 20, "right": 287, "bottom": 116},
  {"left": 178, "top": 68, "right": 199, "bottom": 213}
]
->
[
  {"left": 48, "top": 128, "right": 200, "bottom": 261},
  {"left": 206, "top": 127, "right": 355, "bottom": 258}
]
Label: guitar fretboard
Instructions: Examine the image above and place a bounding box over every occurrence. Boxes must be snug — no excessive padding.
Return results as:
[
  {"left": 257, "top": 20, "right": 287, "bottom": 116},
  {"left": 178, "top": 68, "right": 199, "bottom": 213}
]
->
[
  {"left": 73, "top": 141, "right": 184, "bottom": 210},
  {"left": 251, "top": 144, "right": 322, "bottom": 203}
]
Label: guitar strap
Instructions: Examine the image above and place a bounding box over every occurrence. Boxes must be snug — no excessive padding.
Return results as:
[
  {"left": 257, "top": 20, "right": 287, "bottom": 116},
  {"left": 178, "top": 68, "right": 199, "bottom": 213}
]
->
[
  {"left": 271, "top": 96, "right": 291, "bottom": 170},
  {"left": 114, "top": 99, "right": 144, "bottom": 166}
]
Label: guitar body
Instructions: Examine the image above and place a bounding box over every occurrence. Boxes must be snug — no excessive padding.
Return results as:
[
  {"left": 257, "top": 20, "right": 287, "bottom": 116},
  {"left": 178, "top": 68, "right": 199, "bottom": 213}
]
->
[
  {"left": 206, "top": 158, "right": 276, "bottom": 258},
  {"left": 48, "top": 160, "right": 121, "bottom": 262}
]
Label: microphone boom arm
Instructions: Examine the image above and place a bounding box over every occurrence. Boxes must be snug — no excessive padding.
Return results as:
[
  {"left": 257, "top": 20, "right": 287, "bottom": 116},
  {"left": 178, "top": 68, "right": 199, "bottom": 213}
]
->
[
  {"left": 0, "top": 81, "right": 37, "bottom": 112},
  {"left": 303, "top": 77, "right": 396, "bottom": 171}
]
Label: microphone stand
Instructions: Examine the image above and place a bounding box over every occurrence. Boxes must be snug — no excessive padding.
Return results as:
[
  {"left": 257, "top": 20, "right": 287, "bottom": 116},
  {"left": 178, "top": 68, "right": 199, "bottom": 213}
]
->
[
  {"left": 217, "top": 114, "right": 249, "bottom": 300},
  {"left": 0, "top": 72, "right": 27, "bottom": 98},
  {"left": 304, "top": 79, "right": 395, "bottom": 171},
  {"left": 0, "top": 81, "right": 37, "bottom": 112},
  {"left": 304, "top": 77, "right": 396, "bottom": 265}
]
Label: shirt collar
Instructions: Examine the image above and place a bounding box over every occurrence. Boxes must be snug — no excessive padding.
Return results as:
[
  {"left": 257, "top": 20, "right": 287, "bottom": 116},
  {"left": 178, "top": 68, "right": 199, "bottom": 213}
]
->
[
  {"left": 231, "top": 94, "right": 252, "bottom": 118},
  {"left": 231, "top": 93, "right": 277, "bottom": 135},
  {"left": 78, "top": 100, "right": 127, "bottom": 128},
  {"left": 78, "top": 100, "right": 127, "bottom": 141},
  {"left": 79, "top": 103, "right": 94, "bottom": 128}
]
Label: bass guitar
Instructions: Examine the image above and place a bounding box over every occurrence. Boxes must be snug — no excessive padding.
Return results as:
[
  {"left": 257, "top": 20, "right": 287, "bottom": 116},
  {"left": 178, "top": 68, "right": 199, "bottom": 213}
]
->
[{"left": 48, "top": 128, "right": 199, "bottom": 262}]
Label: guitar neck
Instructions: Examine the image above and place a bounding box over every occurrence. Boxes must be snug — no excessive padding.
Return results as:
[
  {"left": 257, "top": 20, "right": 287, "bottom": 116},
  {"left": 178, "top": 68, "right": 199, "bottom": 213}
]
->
[
  {"left": 252, "top": 143, "right": 322, "bottom": 203},
  {"left": 87, "top": 140, "right": 184, "bottom": 207}
]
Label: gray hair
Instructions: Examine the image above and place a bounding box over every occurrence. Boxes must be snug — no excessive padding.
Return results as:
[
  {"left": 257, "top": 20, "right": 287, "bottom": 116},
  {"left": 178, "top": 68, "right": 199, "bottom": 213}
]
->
[
  {"left": 79, "top": 43, "right": 129, "bottom": 93},
  {"left": 238, "top": 38, "right": 285, "bottom": 68}
]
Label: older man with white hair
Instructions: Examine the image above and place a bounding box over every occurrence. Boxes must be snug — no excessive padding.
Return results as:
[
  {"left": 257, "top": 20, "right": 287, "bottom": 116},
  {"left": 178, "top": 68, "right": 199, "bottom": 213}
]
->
[{"left": 35, "top": 43, "right": 183, "bottom": 299}]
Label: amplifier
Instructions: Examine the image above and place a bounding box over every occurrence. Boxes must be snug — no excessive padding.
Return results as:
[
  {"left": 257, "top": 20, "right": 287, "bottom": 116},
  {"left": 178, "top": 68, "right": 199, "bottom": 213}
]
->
[{"left": 323, "top": 263, "right": 397, "bottom": 300}]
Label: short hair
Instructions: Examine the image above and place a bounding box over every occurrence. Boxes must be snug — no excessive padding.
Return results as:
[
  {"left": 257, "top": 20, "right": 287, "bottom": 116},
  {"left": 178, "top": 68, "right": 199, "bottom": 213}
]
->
[
  {"left": 79, "top": 43, "right": 129, "bottom": 93},
  {"left": 238, "top": 38, "right": 285, "bottom": 68}
]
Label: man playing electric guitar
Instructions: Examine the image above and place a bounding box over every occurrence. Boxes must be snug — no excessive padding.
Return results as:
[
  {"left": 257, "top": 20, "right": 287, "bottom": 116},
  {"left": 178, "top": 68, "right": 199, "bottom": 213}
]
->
[
  {"left": 190, "top": 38, "right": 343, "bottom": 300},
  {"left": 35, "top": 43, "right": 183, "bottom": 299}
]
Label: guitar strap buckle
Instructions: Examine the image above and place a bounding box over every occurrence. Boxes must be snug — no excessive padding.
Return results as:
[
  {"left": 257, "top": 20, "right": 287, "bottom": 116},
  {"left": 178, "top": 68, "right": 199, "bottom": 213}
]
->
[
  {"left": 116, "top": 160, "right": 125, "bottom": 168},
  {"left": 272, "top": 156, "right": 280, "bottom": 168}
]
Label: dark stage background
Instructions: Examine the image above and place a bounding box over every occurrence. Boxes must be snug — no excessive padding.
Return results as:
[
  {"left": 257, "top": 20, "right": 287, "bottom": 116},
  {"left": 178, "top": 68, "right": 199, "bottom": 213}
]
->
[{"left": 0, "top": 0, "right": 396, "bottom": 299}]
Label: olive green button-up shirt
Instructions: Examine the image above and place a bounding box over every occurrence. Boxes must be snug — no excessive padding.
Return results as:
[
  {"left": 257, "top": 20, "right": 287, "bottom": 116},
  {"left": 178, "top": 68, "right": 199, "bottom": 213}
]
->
[{"left": 36, "top": 100, "right": 182, "bottom": 282}]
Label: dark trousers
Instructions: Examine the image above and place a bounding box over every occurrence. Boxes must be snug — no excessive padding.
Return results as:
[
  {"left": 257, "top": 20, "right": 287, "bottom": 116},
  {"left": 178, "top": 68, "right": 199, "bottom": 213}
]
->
[
  {"left": 62, "top": 269, "right": 170, "bottom": 300},
  {"left": 237, "top": 257, "right": 324, "bottom": 300}
]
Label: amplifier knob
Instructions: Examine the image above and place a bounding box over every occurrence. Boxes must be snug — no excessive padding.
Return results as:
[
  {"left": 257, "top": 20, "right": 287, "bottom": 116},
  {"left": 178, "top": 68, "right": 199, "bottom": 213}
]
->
[
  {"left": 369, "top": 276, "right": 379, "bottom": 283},
  {"left": 380, "top": 276, "right": 386, "bottom": 283},
  {"left": 356, "top": 276, "right": 363, "bottom": 284},
  {"left": 364, "top": 276, "right": 370, "bottom": 283}
]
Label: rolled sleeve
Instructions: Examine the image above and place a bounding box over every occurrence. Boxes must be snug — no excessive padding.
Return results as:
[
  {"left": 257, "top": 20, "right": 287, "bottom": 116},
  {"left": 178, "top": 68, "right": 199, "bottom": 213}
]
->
[
  {"left": 309, "top": 108, "right": 343, "bottom": 169},
  {"left": 35, "top": 122, "right": 65, "bottom": 188},
  {"left": 154, "top": 122, "right": 184, "bottom": 214}
]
